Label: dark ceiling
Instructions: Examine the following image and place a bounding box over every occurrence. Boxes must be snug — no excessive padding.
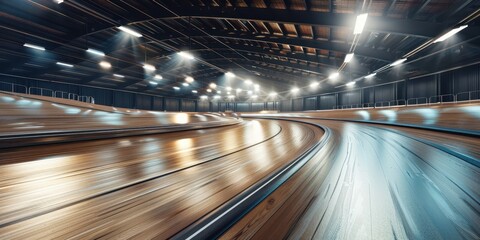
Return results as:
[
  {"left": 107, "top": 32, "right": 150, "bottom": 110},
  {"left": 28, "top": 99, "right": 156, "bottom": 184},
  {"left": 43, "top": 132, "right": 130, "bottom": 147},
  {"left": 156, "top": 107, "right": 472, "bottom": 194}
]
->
[{"left": 1, "top": 0, "right": 479, "bottom": 100}]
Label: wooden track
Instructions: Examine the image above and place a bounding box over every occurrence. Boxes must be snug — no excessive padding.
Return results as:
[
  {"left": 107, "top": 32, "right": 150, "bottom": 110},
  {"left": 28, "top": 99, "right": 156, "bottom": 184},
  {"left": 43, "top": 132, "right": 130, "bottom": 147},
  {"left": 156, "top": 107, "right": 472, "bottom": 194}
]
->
[
  {"left": 0, "top": 92, "right": 236, "bottom": 137},
  {"left": 222, "top": 119, "right": 480, "bottom": 239},
  {"left": 242, "top": 101, "right": 480, "bottom": 132},
  {"left": 0, "top": 119, "right": 323, "bottom": 239},
  {"left": 0, "top": 94, "right": 479, "bottom": 239}
]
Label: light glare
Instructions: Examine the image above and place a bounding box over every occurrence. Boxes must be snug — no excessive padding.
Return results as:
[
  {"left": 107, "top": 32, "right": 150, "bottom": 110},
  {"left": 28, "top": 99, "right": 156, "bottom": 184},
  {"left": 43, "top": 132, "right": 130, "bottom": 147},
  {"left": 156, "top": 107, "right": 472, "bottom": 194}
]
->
[
  {"left": 329, "top": 72, "right": 339, "bottom": 79},
  {"left": 178, "top": 51, "right": 194, "bottom": 60},
  {"left": 344, "top": 53, "right": 354, "bottom": 63},
  {"left": 117, "top": 26, "right": 142, "bottom": 37},
  {"left": 346, "top": 81, "right": 356, "bottom": 86},
  {"left": 56, "top": 62, "right": 73, "bottom": 67},
  {"left": 365, "top": 73, "right": 376, "bottom": 78},
  {"left": 390, "top": 58, "right": 407, "bottom": 66},
  {"left": 434, "top": 25, "right": 468, "bottom": 43},
  {"left": 23, "top": 43, "right": 45, "bottom": 51},
  {"left": 185, "top": 76, "right": 194, "bottom": 83},
  {"left": 310, "top": 82, "right": 319, "bottom": 88},
  {"left": 354, "top": 13, "right": 368, "bottom": 35},
  {"left": 143, "top": 64, "right": 156, "bottom": 71},
  {"left": 87, "top": 48, "right": 105, "bottom": 56},
  {"left": 99, "top": 61, "right": 111, "bottom": 69}
]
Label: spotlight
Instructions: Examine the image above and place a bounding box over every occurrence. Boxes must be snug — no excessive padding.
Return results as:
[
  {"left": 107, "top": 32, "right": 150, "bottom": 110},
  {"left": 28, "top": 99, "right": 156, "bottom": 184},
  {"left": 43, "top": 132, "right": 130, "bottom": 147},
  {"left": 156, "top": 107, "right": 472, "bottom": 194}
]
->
[
  {"left": 117, "top": 26, "right": 142, "bottom": 37},
  {"left": 209, "top": 83, "right": 217, "bottom": 89},
  {"left": 178, "top": 51, "right": 194, "bottom": 60},
  {"left": 99, "top": 61, "right": 111, "bottom": 69},
  {"left": 434, "top": 25, "right": 468, "bottom": 43},
  {"left": 185, "top": 76, "right": 194, "bottom": 83},
  {"left": 329, "top": 72, "right": 339, "bottom": 79},
  {"left": 390, "top": 58, "right": 407, "bottom": 66},
  {"left": 143, "top": 64, "right": 156, "bottom": 71},
  {"left": 56, "top": 62, "right": 73, "bottom": 67},
  {"left": 23, "top": 43, "right": 45, "bottom": 51},
  {"left": 87, "top": 48, "right": 105, "bottom": 56},
  {"left": 353, "top": 13, "right": 368, "bottom": 35},
  {"left": 365, "top": 73, "right": 376, "bottom": 78},
  {"left": 344, "top": 53, "right": 354, "bottom": 63}
]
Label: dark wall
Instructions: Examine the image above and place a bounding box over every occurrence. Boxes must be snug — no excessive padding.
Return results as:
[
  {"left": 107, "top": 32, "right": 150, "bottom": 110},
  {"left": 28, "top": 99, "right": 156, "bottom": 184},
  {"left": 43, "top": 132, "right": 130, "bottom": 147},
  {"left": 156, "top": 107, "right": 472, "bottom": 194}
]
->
[{"left": 2, "top": 63, "right": 479, "bottom": 112}]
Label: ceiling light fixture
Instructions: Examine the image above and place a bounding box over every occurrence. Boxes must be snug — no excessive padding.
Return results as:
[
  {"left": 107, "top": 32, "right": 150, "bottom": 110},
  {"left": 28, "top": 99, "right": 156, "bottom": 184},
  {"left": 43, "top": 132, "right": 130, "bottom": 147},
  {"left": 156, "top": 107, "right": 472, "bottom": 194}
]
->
[
  {"left": 225, "top": 72, "right": 235, "bottom": 77},
  {"left": 113, "top": 74, "right": 125, "bottom": 78},
  {"left": 329, "top": 72, "right": 339, "bottom": 79},
  {"left": 117, "top": 26, "right": 142, "bottom": 37},
  {"left": 214, "top": 95, "right": 221, "bottom": 99},
  {"left": 310, "top": 82, "right": 319, "bottom": 88},
  {"left": 269, "top": 92, "right": 277, "bottom": 97},
  {"left": 390, "top": 58, "right": 407, "bottom": 66},
  {"left": 54, "top": 0, "right": 63, "bottom": 4},
  {"left": 247, "top": 90, "right": 253, "bottom": 95},
  {"left": 365, "top": 73, "right": 376, "bottom": 78},
  {"left": 154, "top": 74, "right": 163, "bottom": 80},
  {"left": 226, "top": 86, "right": 232, "bottom": 91},
  {"left": 149, "top": 81, "right": 158, "bottom": 85},
  {"left": 291, "top": 87, "right": 299, "bottom": 93},
  {"left": 206, "top": 89, "right": 212, "bottom": 93},
  {"left": 182, "top": 83, "right": 189, "bottom": 87},
  {"left": 346, "top": 81, "right": 356, "bottom": 86},
  {"left": 209, "top": 83, "right": 217, "bottom": 89},
  {"left": 245, "top": 79, "right": 252, "bottom": 85},
  {"left": 178, "top": 51, "right": 194, "bottom": 60},
  {"left": 86, "top": 48, "right": 105, "bottom": 56},
  {"left": 192, "top": 90, "right": 198, "bottom": 93},
  {"left": 252, "top": 95, "right": 258, "bottom": 99},
  {"left": 173, "top": 86, "right": 180, "bottom": 90},
  {"left": 434, "top": 25, "right": 468, "bottom": 43},
  {"left": 23, "top": 43, "right": 45, "bottom": 51},
  {"left": 344, "top": 53, "right": 354, "bottom": 63},
  {"left": 217, "top": 90, "right": 222, "bottom": 94},
  {"left": 185, "top": 76, "right": 194, "bottom": 83},
  {"left": 143, "top": 64, "right": 156, "bottom": 71},
  {"left": 99, "top": 61, "right": 111, "bottom": 69},
  {"left": 353, "top": 13, "right": 368, "bottom": 35},
  {"left": 236, "top": 88, "right": 242, "bottom": 93},
  {"left": 200, "top": 95, "right": 208, "bottom": 99},
  {"left": 56, "top": 62, "right": 73, "bottom": 67}
]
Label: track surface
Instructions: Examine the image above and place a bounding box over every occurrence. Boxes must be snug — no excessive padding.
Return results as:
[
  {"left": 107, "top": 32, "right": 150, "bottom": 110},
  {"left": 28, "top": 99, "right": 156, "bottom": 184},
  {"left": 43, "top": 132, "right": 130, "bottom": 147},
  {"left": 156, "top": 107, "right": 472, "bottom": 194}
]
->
[
  {"left": 239, "top": 119, "right": 479, "bottom": 240},
  {"left": 0, "top": 119, "right": 322, "bottom": 239},
  {"left": 0, "top": 118, "right": 478, "bottom": 239}
]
